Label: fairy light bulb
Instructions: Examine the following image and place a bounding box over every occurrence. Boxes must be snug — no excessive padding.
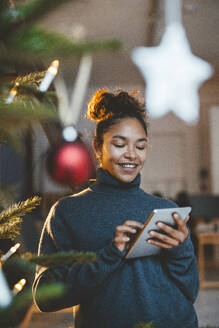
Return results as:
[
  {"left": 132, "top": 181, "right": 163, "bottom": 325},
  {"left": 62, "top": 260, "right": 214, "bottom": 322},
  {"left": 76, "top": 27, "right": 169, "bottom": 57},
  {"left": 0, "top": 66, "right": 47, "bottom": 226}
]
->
[
  {"left": 12, "top": 279, "right": 26, "bottom": 295},
  {"left": 5, "top": 84, "right": 18, "bottom": 104},
  {"left": 1, "top": 243, "right": 20, "bottom": 263},
  {"left": 39, "top": 60, "right": 59, "bottom": 92}
]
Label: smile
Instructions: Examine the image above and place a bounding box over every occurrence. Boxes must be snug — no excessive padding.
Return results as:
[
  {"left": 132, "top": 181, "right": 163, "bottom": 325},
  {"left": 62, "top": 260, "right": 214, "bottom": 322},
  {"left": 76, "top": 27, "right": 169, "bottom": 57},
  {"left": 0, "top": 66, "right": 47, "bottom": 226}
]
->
[{"left": 118, "top": 163, "right": 138, "bottom": 168}]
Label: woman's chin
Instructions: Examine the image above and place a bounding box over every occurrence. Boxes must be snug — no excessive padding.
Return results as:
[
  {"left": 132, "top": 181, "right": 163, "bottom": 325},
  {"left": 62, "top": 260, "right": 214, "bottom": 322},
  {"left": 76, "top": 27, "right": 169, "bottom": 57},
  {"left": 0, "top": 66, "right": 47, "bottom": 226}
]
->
[{"left": 115, "top": 172, "right": 137, "bottom": 184}]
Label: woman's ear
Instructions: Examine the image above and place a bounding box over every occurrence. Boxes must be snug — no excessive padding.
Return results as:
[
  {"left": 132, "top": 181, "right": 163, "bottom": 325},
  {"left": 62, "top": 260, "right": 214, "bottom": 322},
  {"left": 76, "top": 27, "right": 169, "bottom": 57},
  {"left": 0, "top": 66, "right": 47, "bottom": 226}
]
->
[{"left": 92, "top": 138, "right": 102, "bottom": 159}]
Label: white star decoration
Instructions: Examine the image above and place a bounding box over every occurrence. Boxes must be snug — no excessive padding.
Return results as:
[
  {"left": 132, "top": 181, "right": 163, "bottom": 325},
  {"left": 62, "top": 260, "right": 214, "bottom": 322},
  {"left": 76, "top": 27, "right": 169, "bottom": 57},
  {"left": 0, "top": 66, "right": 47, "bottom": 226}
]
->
[{"left": 132, "top": 23, "right": 213, "bottom": 124}]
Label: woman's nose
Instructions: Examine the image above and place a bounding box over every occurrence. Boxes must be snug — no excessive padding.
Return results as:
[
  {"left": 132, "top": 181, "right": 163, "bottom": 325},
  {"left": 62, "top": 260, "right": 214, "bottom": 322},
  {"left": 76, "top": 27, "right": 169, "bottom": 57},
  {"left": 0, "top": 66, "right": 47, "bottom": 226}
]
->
[{"left": 124, "top": 147, "right": 137, "bottom": 159}]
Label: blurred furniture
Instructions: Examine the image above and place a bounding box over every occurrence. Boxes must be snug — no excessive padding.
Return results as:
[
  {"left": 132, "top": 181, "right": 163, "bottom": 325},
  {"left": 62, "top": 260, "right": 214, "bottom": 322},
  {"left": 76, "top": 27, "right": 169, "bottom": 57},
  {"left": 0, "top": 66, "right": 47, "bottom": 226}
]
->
[
  {"left": 189, "top": 194, "right": 219, "bottom": 222},
  {"left": 197, "top": 230, "right": 219, "bottom": 289},
  {"left": 188, "top": 195, "right": 219, "bottom": 289}
]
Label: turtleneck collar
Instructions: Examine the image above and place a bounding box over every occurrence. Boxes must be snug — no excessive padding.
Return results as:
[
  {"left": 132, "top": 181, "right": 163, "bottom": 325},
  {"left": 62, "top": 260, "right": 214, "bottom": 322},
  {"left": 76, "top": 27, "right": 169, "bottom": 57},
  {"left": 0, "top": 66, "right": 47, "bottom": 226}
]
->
[{"left": 90, "top": 168, "right": 141, "bottom": 194}]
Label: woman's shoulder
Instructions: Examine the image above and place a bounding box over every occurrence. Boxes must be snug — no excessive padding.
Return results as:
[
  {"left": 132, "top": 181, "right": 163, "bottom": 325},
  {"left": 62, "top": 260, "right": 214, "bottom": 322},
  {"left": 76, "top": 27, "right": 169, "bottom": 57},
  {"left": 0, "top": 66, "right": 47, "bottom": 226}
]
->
[
  {"left": 57, "top": 187, "right": 94, "bottom": 206},
  {"left": 140, "top": 189, "right": 177, "bottom": 208},
  {"left": 45, "top": 187, "right": 94, "bottom": 224}
]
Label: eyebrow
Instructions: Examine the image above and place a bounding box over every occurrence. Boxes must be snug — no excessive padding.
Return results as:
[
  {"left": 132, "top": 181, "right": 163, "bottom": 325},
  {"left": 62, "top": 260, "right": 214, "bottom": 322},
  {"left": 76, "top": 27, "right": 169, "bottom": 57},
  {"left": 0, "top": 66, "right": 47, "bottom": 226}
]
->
[{"left": 112, "top": 135, "right": 147, "bottom": 142}]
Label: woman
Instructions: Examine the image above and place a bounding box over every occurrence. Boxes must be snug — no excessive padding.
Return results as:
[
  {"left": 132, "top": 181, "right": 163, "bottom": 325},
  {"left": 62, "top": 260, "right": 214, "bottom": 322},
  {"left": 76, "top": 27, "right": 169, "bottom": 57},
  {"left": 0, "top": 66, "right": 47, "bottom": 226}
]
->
[{"left": 33, "top": 89, "right": 199, "bottom": 328}]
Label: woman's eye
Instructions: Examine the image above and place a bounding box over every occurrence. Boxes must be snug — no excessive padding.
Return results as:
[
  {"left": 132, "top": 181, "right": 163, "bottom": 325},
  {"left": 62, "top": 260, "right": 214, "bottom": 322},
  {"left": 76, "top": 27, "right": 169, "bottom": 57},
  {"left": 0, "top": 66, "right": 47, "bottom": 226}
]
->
[
  {"left": 113, "top": 144, "right": 124, "bottom": 148},
  {"left": 136, "top": 146, "right": 146, "bottom": 150}
]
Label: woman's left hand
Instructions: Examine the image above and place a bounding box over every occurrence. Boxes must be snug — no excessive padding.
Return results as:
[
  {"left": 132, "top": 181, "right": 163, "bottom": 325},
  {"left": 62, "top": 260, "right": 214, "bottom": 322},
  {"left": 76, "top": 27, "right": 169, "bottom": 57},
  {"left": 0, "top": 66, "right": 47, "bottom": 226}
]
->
[{"left": 147, "top": 213, "right": 190, "bottom": 249}]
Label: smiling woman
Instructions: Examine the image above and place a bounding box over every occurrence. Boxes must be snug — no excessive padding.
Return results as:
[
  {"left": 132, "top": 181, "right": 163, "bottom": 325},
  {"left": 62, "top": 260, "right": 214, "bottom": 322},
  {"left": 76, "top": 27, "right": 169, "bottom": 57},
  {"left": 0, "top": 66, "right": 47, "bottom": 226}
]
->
[
  {"left": 87, "top": 89, "right": 148, "bottom": 183},
  {"left": 33, "top": 89, "right": 199, "bottom": 328}
]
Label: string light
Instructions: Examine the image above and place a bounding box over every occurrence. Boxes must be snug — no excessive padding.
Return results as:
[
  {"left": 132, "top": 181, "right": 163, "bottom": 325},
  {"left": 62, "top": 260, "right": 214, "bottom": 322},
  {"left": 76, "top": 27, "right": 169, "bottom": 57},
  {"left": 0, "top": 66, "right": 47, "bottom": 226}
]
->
[
  {"left": 39, "top": 60, "right": 59, "bottom": 92},
  {"left": 12, "top": 279, "right": 26, "bottom": 296},
  {"left": 5, "top": 82, "right": 19, "bottom": 104},
  {"left": 0, "top": 243, "right": 20, "bottom": 263}
]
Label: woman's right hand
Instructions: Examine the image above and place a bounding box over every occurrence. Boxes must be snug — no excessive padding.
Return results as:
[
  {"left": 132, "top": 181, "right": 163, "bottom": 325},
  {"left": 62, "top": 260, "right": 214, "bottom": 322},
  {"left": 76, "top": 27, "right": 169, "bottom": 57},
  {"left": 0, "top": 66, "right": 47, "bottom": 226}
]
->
[{"left": 113, "top": 220, "right": 144, "bottom": 252}]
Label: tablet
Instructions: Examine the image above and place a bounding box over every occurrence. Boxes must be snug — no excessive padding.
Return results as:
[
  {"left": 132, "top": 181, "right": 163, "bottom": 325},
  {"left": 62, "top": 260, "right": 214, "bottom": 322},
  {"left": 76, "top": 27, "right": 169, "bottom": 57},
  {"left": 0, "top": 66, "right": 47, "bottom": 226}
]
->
[{"left": 125, "top": 206, "right": 191, "bottom": 259}]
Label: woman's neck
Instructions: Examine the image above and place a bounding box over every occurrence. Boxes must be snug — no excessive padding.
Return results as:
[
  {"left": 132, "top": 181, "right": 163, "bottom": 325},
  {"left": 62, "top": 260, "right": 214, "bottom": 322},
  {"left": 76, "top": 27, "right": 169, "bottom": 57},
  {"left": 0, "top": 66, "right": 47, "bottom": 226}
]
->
[{"left": 90, "top": 168, "right": 141, "bottom": 194}]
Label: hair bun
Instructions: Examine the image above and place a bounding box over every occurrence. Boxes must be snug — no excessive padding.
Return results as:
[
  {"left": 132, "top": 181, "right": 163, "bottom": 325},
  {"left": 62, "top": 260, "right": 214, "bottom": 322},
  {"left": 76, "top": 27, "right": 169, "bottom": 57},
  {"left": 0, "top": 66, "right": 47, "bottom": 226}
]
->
[
  {"left": 86, "top": 88, "right": 148, "bottom": 147},
  {"left": 86, "top": 88, "right": 146, "bottom": 122},
  {"left": 86, "top": 89, "right": 114, "bottom": 122}
]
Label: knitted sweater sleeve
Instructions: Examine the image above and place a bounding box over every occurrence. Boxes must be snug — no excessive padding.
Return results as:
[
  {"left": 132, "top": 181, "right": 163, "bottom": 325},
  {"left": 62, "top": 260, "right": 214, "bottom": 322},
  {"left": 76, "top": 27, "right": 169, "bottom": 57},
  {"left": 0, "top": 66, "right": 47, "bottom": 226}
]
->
[
  {"left": 162, "top": 234, "right": 200, "bottom": 303},
  {"left": 33, "top": 202, "right": 125, "bottom": 312}
]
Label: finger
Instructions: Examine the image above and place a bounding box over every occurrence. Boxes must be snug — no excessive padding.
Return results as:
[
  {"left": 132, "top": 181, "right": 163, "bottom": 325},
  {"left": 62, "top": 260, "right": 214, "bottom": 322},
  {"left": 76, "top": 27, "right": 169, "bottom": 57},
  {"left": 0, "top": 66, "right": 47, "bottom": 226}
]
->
[
  {"left": 172, "top": 213, "right": 187, "bottom": 232},
  {"left": 156, "top": 222, "right": 178, "bottom": 237},
  {"left": 114, "top": 236, "right": 130, "bottom": 243},
  {"left": 149, "top": 230, "right": 179, "bottom": 247},
  {"left": 147, "top": 238, "right": 173, "bottom": 249},
  {"left": 157, "top": 222, "right": 187, "bottom": 243},
  {"left": 156, "top": 222, "right": 184, "bottom": 242},
  {"left": 116, "top": 225, "right": 137, "bottom": 235},
  {"left": 123, "top": 220, "right": 144, "bottom": 229},
  {"left": 172, "top": 214, "right": 189, "bottom": 238},
  {"left": 184, "top": 215, "right": 190, "bottom": 224}
]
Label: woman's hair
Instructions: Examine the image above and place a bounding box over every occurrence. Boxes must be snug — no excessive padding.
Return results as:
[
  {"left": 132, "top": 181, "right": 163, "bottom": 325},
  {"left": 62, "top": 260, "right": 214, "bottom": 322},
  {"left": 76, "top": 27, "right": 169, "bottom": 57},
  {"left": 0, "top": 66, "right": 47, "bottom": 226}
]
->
[{"left": 86, "top": 89, "right": 148, "bottom": 148}]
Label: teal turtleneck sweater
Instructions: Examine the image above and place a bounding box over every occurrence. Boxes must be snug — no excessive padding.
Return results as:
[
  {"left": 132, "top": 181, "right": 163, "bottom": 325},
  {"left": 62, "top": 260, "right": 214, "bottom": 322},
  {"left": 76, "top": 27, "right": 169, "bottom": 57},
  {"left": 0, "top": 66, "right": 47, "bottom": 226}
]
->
[{"left": 33, "top": 168, "right": 199, "bottom": 328}]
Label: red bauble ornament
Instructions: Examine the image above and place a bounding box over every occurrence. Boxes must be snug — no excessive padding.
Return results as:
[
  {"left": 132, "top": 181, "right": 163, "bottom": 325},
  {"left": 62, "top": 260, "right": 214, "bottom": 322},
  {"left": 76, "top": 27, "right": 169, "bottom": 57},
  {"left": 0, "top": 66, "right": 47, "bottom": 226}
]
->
[{"left": 46, "top": 140, "right": 95, "bottom": 188}]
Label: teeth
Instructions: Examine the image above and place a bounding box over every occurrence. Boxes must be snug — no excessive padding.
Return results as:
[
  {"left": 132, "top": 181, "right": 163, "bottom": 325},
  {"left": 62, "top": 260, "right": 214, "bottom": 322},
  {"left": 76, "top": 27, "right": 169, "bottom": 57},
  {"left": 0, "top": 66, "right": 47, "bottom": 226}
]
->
[{"left": 119, "top": 164, "right": 136, "bottom": 168}]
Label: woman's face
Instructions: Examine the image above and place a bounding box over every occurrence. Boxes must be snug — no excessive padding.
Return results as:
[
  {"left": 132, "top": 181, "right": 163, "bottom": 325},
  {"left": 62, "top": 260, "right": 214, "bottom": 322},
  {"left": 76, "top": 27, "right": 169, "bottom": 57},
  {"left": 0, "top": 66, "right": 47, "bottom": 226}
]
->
[{"left": 95, "top": 117, "right": 147, "bottom": 183}]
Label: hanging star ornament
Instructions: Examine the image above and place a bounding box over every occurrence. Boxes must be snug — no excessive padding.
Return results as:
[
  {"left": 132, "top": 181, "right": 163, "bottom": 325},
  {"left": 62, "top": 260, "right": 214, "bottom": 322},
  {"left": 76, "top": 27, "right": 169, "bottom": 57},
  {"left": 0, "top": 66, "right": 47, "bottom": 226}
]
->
[{"left": 132, "top": 23, "right": 214, "bottom": 124}]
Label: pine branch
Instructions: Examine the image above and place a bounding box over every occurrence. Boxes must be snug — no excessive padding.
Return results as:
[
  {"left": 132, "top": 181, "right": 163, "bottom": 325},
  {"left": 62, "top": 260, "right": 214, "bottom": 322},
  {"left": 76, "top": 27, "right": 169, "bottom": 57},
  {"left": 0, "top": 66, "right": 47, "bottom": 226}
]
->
[
  {"left": 11, "top": 26, "right": 122, "bottom": 59},
  {"left": 0, "top": 217, "right": 22, "bottom": 239},
  {"left": 0, "top": 0, "right": 76, "bottom": 38},
  {"left": 0, "top": 99, "right": 58, "bottom": 150},
  {"left": 3, "top": 256, "right": 36, "bottom": 276},
  {"left": 0, "top": 283, "right": 65, "bottom": 327},
  {"left": 6, "top": 82, "right": 55, "bottom": 103},
  {"left": 15, "top": 70, "right": 46, "bottom": 85},
  {"left": 3, "top": 71, "right": 57, "bottom": 104},
  {"left": 22, "top": 282, "right": 65, "bottom": 306},
  {"left": 0, "top": 196, "right": 41, "bottom": 224},
  {"left": 23, "top": 251, "right": 97, "bottom": 267},
  {"left": 0, "top": 196, "right": 41, "bottom": 239},
  {"left": 0, "top": 9, "right": 121, "bottom": 71},
  {"left": 0, "top": 100, "right": 58, "bottom": 124},
  {"left": 11, "top": 83, "right": 44, "bottom": 99}
]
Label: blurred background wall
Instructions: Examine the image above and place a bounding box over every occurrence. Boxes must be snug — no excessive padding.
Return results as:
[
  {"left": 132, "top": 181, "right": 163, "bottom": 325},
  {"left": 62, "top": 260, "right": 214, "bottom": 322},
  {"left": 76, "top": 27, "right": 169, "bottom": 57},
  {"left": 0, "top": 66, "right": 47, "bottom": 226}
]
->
[{"left": 32, "top": 0, "right": 219, "bottom": 199}]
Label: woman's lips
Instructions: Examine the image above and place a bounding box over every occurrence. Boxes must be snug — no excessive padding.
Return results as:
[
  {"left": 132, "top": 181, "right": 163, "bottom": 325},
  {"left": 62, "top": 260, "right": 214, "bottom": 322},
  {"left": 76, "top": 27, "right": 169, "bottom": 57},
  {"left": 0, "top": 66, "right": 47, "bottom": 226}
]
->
[{"left": 117, "top": 163, "right": 138, "bottom": 172}]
